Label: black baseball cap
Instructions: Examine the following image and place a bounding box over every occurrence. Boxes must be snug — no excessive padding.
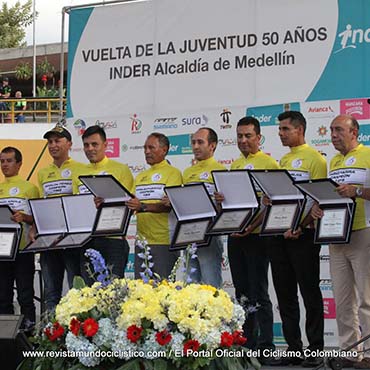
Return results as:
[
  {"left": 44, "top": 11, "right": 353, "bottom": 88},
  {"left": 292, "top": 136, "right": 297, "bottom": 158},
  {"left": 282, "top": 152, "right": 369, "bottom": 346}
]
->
[
  {"left": 2, "top": 77, "right": 8, "bottom": 82},
  {"left": 43, "top": 126, "right": 72, "bottom": 141}
]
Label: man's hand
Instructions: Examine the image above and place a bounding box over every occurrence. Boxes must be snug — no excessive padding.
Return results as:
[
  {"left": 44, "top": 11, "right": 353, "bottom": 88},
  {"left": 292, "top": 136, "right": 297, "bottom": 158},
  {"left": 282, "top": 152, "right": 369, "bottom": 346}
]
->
[
  {"left": 262, "top": 195, "right": 272, "bottom": 206},
  {"left": 94, "top": 196, "right": 104, "bottom": 209},
  {"left": 284, "top": 227, "right": 302, "bottom": 240},
  {"left": 311, "top": 203, "right": 324, "bottom": 220},
  {"left": 230, "top": 225, "right": 253, "bottom": 238},
  {"left": 28, "top": 223, "right": 37, "bottom": 242},
  {"left": 126, "top": 196, "right": 142, "bottom": 212},
  {"left": 214, "top": 191, "right": 225, "bottom": 205},
  {"left": 161, "top": 195, "right": 171, "bottom": 208},
  {"left": 11, "top": 211, "right": 25, "bottom": 223},
  {"left": 336, "top": 184, "right": 357, "bottom": 198}
]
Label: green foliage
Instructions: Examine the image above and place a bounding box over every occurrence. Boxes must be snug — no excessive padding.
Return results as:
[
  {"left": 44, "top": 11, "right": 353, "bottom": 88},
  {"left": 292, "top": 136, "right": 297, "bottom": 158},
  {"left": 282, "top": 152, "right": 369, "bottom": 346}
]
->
[
  {"left": 37, "top": 57, "right": 55, "bottom": 78},
  {"left": 0, "top": 0, "right": 34, "bottom": 48},
  {"left": 15, "top": 61, "right": 32, "bottom": 80}
]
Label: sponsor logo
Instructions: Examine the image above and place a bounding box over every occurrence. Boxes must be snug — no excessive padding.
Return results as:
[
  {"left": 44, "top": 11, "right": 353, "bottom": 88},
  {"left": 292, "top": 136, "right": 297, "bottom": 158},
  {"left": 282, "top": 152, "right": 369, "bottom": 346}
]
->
[
  {"left": 335, "top": 24, "right": 370, "bottom": 53},
  {"left": 125, "top": 254, "right": 135, "bottom": 273},
  {"left": 320, "top": 279, "right": 332, "bottom": 291},
  {"left": 73, "top": 119, "right": 86, "bottom": 135},
  {"left": 9, "top": 187, "right": 19, "bottom": 196},
  {"left": 220, "top": 108, "right": 232, "bottom": 124},
  {"left": 217, "top": 158, "right": 235, "bottom": 166},
  {"left": 121, "top": 144, "right": 128, "bottom": 152},
  {"left": 218, "top": 138, "right": 237, "bottom": 147},
  {"left": 129, "top": 145, "right": 144, "bottom": 151},
  {"left": 181, "top": 114, "right": 208, "bottom": 126},
  {"left": 310, "top": 126, "right": 331, "bottom": 147},
  {"left": 340, "top": 98, "right": 370, "bottom": 120},
  {"left": 61, "top": 169, "right": 71, "bottom": 178},
  {"left": 305, "top": 105, "right": 335, "bottom": 118},
  {"left": 220, "top": 123, "right": 232, "bottom": 129},
  {"left": 129, "top": 164, "right": 146, "bottom": 173},
  {"left": 105, "top": 138, "right": 120, "bottom": 158},
  {"left": 95, "top": 119, "right": 117, "bottom": 130},
  {"left": 167, "top": 134, "right": 193, "bottom": 155},
  {"left": 247, "top": 103, "right": 301, "bottom": 126},
  {"left": 130, "top": 114, "right": 142, "bottom": 134},
  {"left": 245, "top": 164, "right": 254, "bottom": 170},
  {"left": 320, "top": 254, "right": 330, "bottom": 262},
  {"left": 153, "top": 117, "right": 178, "bottom": 129},
  {"left": 152, "top": 173, "right": 161, "bottom": 182},
  {"left": 199, "top": 172, "right": 210, "bottom": 180},
  {"left": 345, "top": 156, "right": 356, "bottom": 166},
  {"left": 358, "top": 124, "right": 370, "bottom": 146},
  {"left": 292, "top": 159, "right": 302, "bottom": 168},
  {"left": 323, "top": 298, "right": 336, "bottom": 319},
  {"left": 260, "top": 135, "right": 266, "bottom": 145}
]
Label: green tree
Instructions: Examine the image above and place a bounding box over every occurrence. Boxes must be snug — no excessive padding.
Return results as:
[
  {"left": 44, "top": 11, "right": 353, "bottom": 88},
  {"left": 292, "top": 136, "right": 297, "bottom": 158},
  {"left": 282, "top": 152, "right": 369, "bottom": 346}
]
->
[{"left": 0, "top": 0, "right": 34, "bottom": 49}]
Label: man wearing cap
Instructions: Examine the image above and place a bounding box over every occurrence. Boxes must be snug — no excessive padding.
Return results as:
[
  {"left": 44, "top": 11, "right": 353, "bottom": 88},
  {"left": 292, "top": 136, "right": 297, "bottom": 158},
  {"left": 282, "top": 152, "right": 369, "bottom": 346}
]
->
[
  {"left": 74, "top": 125, "right": 134, "bottom": 284},
  {"left": 36, "top": 125, "right": 87, "bottom": 311},
  {"left": 0, "top": 77, "right": 11, "bottom": 122}
]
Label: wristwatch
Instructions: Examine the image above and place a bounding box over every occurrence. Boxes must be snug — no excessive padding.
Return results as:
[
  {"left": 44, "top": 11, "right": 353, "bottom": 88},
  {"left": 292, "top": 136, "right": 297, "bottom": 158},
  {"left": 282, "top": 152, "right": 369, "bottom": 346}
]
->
[{"left": 356, "top": 187, "right": 363, "bottom": 198}]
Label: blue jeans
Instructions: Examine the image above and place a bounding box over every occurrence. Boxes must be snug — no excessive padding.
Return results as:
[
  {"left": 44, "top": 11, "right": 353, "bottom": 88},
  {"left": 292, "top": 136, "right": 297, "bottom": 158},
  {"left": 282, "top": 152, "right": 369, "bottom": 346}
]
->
[
  {"left": 80, "top": 237, "right": 129, "bottom": 285},
  {"left": 40, "top": 248, "right": 81, "bottom": 312},
  {"left": 228, "top": 233, "right": 274, "bottom": 350},
  {"left": 189, "top": 236, "right": 223, "bottom": 288}
]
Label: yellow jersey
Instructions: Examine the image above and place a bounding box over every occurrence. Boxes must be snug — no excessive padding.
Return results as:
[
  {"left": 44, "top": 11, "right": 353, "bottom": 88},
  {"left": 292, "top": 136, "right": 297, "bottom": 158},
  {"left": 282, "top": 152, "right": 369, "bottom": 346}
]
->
[
  {"left": 38, "top": 158, "right": 87, "bottom": 197},
  {"left": 0, "top": 175, "right": 39, "bottom": 249},
  {"left": 183, "top": 156, "right": 225, "bottom": 195},
  {"left": 135, "top": 160, "right": 182, "bottom": 245},
  {"left": 74, "top": 156, "right": 134, "bottom": 194},
  {"left": 329, "top": 144, "right": 370, "bottom": 230}
]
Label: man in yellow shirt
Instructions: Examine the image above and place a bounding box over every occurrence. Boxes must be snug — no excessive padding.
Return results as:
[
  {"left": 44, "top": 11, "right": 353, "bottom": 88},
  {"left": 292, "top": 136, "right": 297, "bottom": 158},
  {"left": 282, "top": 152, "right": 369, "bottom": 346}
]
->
[
  {"left": 312, "top": 115, "right": 370, "bottom": 369},
  {"left": 183, "top": 127, "right": 225, "bottom": 288},
  {"left": 215, "top": 117, "right": 279, "bottom": 362},
  {"left": 269, "top": 111, "right": 326, "bottom": 367},
  {"left": 0, "top": 147, "right": 39, "bottom": 332},
  {"left": 37, "top": 126, "right": 87, "bottom": 312},
  {"left": 76, "top": 125, "right": 133, "bottom": 284},
  {"left": 127, "top": 133, "right": 182, "bottom": 279}
]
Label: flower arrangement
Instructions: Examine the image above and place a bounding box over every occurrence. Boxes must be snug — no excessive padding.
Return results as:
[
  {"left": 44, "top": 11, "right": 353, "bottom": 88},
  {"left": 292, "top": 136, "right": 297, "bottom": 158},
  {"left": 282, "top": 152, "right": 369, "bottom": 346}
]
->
[{"left": 18, "top": 244, "right": 258, "bottom": 370}]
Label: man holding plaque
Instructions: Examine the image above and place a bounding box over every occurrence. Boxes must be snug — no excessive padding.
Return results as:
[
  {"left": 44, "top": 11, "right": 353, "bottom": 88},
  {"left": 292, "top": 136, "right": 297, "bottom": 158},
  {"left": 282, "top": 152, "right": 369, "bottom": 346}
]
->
[
  {"left": 0, "top": 147, "right": 39, "bottom": 332},
  {"left": 183, "top": 127, "right": 225, "bottom": 288},
  {"left": 36, "top": 125, "right": 87, "bottom": 311},
  {"left": 126, "top": 133, "right": 182, "bottom": 278},
  {"left": 76, "top": 125, "right": 134, "bottom": 284},
  {"left": 215, "top": 117, "right": 279, "bottom": 361},
  {"left": 312, "top": 115, "right": 370, "bottom": 369},
  {"left": 268, "top": 111, "right": 326, "bottom": 366}
]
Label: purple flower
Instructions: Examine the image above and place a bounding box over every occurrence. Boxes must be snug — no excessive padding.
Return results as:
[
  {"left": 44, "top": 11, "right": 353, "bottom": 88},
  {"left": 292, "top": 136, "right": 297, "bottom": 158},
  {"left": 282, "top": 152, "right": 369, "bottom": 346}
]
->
[{"left": 85, "top": 249, "right": 111, "bottom": 287}]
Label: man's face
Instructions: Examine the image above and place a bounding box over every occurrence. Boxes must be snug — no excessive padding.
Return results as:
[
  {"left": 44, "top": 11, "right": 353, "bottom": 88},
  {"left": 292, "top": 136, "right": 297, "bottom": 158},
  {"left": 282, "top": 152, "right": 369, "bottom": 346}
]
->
[
  {"left": 278, "top": 119, "right": 301, "bottom": 147},
  {"left": 0, "top": 152, "right": 21, "bottom": 177},
  {"left": 47, "top": 134, "right": 72, "bottom": 161},
  {"left": 330, "top": 117, "right": 357, "bottom": 154},
  {"left": 83, "top": 133, "right": 107, "bottom": 163},
  {"left": 191, "top": 129, "right": 215, "bottom": 161},
  {"left": 237, "top": 124, "right": 260, "bottom": 156},
  {"left": 144, "top": 136, "right": 167, "bottom": 165}
]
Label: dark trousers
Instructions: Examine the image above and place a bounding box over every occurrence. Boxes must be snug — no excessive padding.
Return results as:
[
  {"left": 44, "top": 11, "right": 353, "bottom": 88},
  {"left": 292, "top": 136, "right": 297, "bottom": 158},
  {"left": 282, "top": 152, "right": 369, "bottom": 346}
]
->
[
  {"left": 0, "top": 253, "right": 35, "bottom": 322},
  {"left": 80, "top": 237, "right": 129, "bottom": 286},
  {"left": 268, "top": 230, "right": 324, "bottom": 351},
  {"left": 40, "top": 248, "right": 81, "bottom": 311},
  {"left": 228, "top": 233, "right": 274, "bottom": 350}
]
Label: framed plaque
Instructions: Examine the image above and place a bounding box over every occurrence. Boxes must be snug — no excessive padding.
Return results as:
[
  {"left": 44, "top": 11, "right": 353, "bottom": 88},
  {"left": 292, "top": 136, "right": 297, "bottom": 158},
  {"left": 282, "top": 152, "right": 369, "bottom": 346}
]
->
[
  {"left": 54, "top": 194, "right": 96, "bottom": 248},
  {"left": 165, "top": 184, "right": 217, "bottom": 250},
  {"left": 250, "top": 170, "right": 306, "bottom": 236},
  {"left": 79, "top": 175, "right": 133, "bottom": 237},
  {"left": 0, "top": 206, "right": 22, "bottom": 261},
  {"left": 208, "top": 170, "right": 259, "bottom": 234},
  {"left": 295, "top": 179, "right": 355, "bottom": 244}
]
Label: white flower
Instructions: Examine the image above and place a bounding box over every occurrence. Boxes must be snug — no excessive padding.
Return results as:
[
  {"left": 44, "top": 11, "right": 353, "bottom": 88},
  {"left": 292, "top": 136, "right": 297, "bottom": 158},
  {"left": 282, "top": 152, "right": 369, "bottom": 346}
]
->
[
  {"left": 92, "top": 318, "right": 114, "bottom": 347},
  {"left": 65, "top": 332, "right": 101, "bottom": 367},
  {"left": 111, "top": 330, "right": 137, "bottom": 359}
]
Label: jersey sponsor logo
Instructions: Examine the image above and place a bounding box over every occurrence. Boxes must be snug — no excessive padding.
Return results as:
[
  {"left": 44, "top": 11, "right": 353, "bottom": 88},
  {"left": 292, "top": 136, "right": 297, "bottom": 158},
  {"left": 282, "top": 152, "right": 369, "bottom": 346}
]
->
[
  {"left": 43, "top": 180, "right": 73, "bottom": 196},
  {"left": 200, "top": 171, "right": 210, "bottom": 180},
  {"left": 61, "top": 169, "right": 72, "bottom": 178},
  {"left": 288, "top": 170, "right": 310, "bottom": 181},
  {"left": 291, "top": 159, "right": 302, "bottom": 168},
  {"left": 136, "top": 184, "right": 165, "bottom": 200},
  {"left": 329, "top": 168, "right": 367, "bottom": 185},
  {"left": 244, "top": 164, "right": 254, "bottom": 170},
  {"left": 151, "top": 173, "right": 162, "bottom": 182},
  {"left": 9, "top": 187, "right": 19, "bottom": 196},
  {"left": 345, "top": 156, "right": 356, "bottom": 166}
]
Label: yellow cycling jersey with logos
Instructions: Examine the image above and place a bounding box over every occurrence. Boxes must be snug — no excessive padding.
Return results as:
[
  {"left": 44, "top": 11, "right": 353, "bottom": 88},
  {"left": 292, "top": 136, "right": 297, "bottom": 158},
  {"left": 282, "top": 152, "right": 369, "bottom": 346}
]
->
[
  {"left": 73, "top": 156, "right": 134, "bottom": 194},
  {"left": 280, "top": 144, "right": 327, "bottom": 181},
  {"left": 38, "top": 158, "right": 87, "bottom": 197},
  {"left": 0, "top": 175, "right": 39, "bottom": 249},
  {"left": 232, "top": 151, "right": 280, "bottom": 233},
  {"left": 183, "top": 156, "right": 226, "bottom": 195},
  {"left": 135, "top": 160, "right": 182, "bottom": 245},
  {"left": 329, "top": 144, "right": 370, "bottom": 230}
]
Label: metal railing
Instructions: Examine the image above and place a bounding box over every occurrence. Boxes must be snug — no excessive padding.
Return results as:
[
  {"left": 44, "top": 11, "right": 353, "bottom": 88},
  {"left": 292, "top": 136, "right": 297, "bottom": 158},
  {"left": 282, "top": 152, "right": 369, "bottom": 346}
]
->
[{"left": 0, "top": 97, "right": 65, "bottom": 123}]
